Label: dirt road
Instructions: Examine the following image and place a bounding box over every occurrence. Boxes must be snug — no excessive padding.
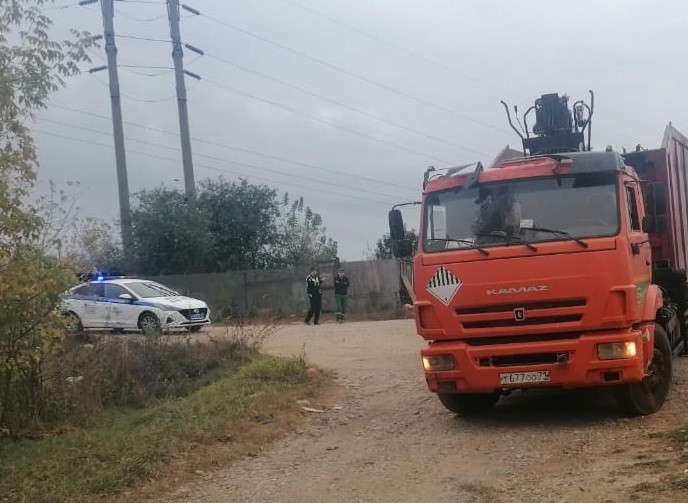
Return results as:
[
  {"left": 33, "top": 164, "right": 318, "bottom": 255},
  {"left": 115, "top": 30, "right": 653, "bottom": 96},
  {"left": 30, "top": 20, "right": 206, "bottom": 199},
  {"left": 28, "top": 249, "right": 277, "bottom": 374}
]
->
[{"left": 171, "top": 320, "right": 688, "bottom": 502}]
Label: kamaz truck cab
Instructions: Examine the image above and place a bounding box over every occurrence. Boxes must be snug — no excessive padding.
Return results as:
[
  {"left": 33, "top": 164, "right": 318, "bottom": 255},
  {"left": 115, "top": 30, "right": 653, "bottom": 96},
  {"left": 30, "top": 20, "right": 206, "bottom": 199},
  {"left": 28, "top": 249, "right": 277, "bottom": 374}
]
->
[{"left": 390, "top": 92, "right": 687, "bottom": 416}]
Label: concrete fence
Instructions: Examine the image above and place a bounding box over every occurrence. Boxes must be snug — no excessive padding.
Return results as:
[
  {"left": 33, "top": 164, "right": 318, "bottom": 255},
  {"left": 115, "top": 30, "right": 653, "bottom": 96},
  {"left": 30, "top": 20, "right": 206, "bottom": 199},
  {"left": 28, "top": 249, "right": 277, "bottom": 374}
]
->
[{"left": 149, "top": 259, "right": 402, "bottom": 319}]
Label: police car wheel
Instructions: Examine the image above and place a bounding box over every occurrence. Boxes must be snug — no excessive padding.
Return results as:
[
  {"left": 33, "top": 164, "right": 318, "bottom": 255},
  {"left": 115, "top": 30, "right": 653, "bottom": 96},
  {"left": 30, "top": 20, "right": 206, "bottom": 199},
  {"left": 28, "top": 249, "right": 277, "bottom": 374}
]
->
[
  {"left": 138, "top": 312, "right": 161, "bottom": 335},
  {"left": 64, "top": 312, "right": 83, "bottom": 334}
]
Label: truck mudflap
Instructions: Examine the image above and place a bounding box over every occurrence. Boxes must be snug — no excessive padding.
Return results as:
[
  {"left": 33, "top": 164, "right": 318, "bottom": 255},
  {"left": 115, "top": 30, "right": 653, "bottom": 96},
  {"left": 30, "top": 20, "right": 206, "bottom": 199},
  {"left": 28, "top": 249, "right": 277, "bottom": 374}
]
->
[{"left": 422, "top": 330, "right": 645, "bottom": 394}]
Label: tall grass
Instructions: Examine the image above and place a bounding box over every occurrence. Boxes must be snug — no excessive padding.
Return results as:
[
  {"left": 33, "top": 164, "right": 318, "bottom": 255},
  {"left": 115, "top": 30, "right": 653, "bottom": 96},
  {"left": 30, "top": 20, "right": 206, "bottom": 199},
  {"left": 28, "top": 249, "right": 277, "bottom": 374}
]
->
[
  {"left": 2, "top": 323, "right": 277, "bottom": 437},
  {"left": 0, "top": 354, "right": 326, "bottom": 503}
]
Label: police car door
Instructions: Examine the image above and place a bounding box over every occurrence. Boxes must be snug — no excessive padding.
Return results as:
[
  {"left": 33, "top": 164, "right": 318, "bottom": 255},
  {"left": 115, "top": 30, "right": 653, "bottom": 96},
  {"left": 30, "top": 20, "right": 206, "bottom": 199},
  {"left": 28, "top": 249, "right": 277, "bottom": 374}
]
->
[
  {"left": 69, "top": 283, "right": 100, "bottom": 326},
  {"left": 84, "top": 282, "right": 107, "bottom": 327},
  {"left": 102, "top": 283, "right": 140, "bottom": 329}
]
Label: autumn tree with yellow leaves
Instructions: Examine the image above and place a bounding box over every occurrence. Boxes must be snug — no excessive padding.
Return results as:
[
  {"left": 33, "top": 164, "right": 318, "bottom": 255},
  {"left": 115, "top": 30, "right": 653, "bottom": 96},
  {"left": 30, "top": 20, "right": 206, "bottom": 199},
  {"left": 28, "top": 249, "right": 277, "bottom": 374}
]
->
[{"left": 0, "top": 0, "right": 91, "bottom": 435}]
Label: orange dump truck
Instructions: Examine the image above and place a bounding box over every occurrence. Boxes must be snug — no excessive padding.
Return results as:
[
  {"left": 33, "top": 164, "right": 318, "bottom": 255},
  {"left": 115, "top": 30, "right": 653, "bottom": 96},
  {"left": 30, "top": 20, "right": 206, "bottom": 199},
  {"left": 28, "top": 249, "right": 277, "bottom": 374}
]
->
[{"left": 390, "top": 92, "right": 688, "bottom": 416}]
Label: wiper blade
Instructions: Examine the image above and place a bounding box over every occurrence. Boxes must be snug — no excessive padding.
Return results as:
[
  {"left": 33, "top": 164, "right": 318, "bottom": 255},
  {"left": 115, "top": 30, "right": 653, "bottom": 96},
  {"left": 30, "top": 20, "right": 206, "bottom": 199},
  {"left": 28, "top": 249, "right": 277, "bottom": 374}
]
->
[
  {"left": 475, "top": 231, "right": 538, "bottom": 252},
  {"left": 525, "top": 227, "right": 589, "bottom": 248},
  {"left": 427, "top": 238, "right": 489, "bottom": 256}
]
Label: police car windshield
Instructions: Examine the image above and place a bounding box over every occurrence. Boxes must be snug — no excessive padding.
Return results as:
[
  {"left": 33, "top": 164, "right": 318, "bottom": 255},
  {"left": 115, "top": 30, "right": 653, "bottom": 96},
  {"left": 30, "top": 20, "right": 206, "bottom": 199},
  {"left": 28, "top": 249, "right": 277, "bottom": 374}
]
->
[{"left": 124, "top": 282, "right": 178, "bottom": 298}]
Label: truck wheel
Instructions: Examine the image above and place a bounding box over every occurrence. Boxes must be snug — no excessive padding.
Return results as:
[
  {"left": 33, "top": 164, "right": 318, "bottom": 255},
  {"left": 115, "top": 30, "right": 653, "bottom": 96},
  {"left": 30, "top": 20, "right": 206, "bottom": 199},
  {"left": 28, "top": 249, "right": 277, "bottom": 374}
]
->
[
  {"left": 437, "top": 392, "right": 499, "bottom": 416},
  {"left": 615, "top": 324, "right": 672, "bottom": 416},
  {"left": 138, "top": 312, "right": 161, "bottom": 335}
]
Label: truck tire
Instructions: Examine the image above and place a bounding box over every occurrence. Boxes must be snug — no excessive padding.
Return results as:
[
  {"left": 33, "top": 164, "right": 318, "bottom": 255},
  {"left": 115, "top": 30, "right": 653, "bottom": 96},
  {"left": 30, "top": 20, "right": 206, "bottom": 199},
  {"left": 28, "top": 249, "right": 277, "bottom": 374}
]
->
[
  {"left": 437, "top": 392, "right": 499, "bottom": 416},
  {"left": 615, "top": 324, "right": 672, "bottom": 416}
]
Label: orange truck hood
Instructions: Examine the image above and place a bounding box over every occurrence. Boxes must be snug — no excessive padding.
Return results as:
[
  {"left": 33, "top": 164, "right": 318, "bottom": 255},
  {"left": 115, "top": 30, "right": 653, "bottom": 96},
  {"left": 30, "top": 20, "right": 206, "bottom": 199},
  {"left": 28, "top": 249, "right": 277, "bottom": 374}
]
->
[{"left": 414, "top": 238, "right": 643, "bottom": 342}]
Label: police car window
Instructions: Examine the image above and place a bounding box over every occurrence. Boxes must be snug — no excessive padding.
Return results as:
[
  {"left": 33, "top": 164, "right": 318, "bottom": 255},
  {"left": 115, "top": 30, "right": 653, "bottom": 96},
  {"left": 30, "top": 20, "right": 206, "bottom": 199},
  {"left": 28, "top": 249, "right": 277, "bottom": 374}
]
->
[
  {"left": 89, "top": 283, "right": 105, "bottom": 297},
  {"left": 104, "top": 284, "right": 130, "bottom": 299},
  {"left": 124, "top": 282, "right": 177, "bottom": 298},
  {"left": 73, "top": 284, "right": 96, "bottom": 296}
]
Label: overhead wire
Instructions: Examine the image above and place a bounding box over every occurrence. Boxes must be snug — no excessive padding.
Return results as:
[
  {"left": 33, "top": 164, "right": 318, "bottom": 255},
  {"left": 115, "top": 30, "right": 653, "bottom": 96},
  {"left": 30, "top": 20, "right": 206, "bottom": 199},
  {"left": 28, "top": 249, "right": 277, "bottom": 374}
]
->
[
  {"left": 203, "top": 77, "right": 459, "bottom": 164},
  {"left": 88, "top": 73, "right": 180, "bottom": 103},
  {"left": 205, "top": 52, "right": 484, "bottom": 156},
  {"left": 196, "top": 11, "right": 512, "bottom": 136},
  {"left": 36, "top": 117, "right": 405, "bottom": 202},
  {"left": 274, "top": 0, "right": 524, "bottom": 102},
  {"left": 48, "top": 103, "right": 419, "bottom": 192},
  {"left": 32, "top": 128, "right": 397, "bottom": 207}
]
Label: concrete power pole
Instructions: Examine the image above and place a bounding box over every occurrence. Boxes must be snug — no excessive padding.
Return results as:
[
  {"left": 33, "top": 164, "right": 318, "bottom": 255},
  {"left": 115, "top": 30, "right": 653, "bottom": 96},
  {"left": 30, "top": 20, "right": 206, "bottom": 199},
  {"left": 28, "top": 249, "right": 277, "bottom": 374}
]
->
[
  {"left": 83, "top": 0, "right": 133, "bottom": 249},
  {"left": 167, "top": 0, "right": 196, "bottom": 198}
]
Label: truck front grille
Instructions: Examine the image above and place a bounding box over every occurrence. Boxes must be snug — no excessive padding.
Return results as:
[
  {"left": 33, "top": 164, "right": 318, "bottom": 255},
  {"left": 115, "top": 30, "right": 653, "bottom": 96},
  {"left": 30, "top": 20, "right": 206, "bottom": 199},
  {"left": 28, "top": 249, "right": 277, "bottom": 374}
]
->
[
  {"left": 456, "top": 298, "right": 586, "bottom": 331},
  {"left": 479, "top": 352, "right": 564, "bottom": 367}
]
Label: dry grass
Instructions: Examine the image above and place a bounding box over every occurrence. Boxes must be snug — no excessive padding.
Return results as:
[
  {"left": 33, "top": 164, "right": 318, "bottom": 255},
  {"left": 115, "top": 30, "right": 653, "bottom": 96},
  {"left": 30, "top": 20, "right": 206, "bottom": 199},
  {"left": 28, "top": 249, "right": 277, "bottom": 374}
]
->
[{"left": 0, "top": 355, "right": 332, "bottom": 503}]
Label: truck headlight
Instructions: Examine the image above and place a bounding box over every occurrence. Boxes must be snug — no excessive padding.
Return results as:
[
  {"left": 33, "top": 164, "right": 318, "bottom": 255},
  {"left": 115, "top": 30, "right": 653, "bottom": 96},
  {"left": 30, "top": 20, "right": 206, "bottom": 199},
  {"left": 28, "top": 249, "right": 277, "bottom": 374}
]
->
[
  {"left": 597, "top": 342, "right": 637, "bottom": 360},
  {"left": 422, "top": 354, "right": 455, "bottom": 371}
]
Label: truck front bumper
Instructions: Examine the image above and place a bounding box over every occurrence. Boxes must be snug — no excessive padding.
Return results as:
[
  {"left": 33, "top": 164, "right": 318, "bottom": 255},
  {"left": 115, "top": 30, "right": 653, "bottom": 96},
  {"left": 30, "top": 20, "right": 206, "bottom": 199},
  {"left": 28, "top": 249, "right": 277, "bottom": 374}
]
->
[{"left": 422, "top": 329, "right": 646, "bottom": 394}]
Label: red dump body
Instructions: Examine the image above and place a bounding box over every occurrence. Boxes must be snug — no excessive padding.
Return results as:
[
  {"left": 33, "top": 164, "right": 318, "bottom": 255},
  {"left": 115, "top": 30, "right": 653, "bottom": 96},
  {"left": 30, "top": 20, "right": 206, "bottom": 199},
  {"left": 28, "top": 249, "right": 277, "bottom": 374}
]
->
[{"left": 624, "top": 126, "right": 688, "bottom": 270}]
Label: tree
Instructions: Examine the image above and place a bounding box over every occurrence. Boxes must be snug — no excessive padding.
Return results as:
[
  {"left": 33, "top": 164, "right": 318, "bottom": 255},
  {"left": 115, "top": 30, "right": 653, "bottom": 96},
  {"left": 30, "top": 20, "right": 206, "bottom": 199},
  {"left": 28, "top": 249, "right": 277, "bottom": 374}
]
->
[
  {"left": 374, "top": 229, "right": 418, "bottom": 259},
  {"left": 266, "top": 194, "right": 338, "bottom": 268},
  {"left": 0, "top": 0, "right": 92, "bottom": 434},
  {"left": 198, "top": 178, "right": 279, "bottom": 271},
  {"left": 130, "top": 188, "right": 211, "bottom": 275},
  {"left": 72, "top": 217, "right": 124, "bottom": 272}
]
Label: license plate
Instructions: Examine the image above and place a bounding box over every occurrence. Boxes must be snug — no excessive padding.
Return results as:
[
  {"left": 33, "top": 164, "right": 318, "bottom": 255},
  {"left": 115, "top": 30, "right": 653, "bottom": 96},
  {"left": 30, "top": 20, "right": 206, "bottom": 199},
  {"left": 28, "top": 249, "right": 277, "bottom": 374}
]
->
[
  {"left": 499, "top": 370, "right": 551, "bottom": 386},
  {"left": 189, "top": 313, "right": 204, "bottom": 321}
]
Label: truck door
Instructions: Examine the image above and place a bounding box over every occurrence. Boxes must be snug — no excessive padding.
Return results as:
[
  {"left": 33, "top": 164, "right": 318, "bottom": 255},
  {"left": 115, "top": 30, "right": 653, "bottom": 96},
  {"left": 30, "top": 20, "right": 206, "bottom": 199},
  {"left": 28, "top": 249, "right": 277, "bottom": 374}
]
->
[{"left": 625, "top": 184, "right": 652, "bottom": 298}]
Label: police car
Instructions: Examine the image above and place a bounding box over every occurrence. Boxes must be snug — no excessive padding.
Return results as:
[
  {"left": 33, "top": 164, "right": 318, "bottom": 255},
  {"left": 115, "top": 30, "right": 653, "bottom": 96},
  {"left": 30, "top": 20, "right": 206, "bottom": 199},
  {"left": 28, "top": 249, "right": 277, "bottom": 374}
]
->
[{"left": 61, "top": 277, "right": 211, "bottom": 334}]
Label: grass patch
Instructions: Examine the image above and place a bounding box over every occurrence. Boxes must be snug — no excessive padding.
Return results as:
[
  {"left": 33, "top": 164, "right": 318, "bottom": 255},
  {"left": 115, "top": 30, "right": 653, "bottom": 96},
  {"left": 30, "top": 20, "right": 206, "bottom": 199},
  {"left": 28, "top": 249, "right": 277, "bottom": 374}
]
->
[{"left": 0, "top": 355, "right": 329, "bottom": 503}]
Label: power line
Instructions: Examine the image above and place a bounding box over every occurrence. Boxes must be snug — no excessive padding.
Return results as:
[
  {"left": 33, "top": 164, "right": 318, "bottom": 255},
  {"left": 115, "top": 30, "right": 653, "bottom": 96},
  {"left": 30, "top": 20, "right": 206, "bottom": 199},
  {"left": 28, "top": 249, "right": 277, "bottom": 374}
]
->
[
  {"left": 203, "top": 77, "right": 459, "bottom": 164},
  {"left": 272, "top": 1, "right": 647, "bottom": 146},
  {"left": 115, "top": 10, "right": 165, "bottom": 22},
  {"left": 89, "top": 73, "right": 181, "bottom": 102},
  {"left": 205, "top": 52, "right": 484, "bottom": 156},
  {"left": 275, "top": 0, "right": 525, "bottom": 102},
  {"left": 48, "top": 102, "right": 419, "bottom": 192},
  {"left": 116, "top": 34, "right": 169, "bottom": 43},
  {"left": 37, "top": 117, "right": 404, "bottom": 201},
  {"left": 32, "top": 128, "right": 396, "bottom": 207},
  {"left": 197, "top": 12, "right": 512, "bottom": 136}
]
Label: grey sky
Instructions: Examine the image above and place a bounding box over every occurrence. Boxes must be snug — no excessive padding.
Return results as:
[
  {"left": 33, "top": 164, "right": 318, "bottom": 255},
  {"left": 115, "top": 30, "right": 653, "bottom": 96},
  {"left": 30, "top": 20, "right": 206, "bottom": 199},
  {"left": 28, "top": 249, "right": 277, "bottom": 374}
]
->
[{"left": 35, "top": 0, "right": 688, "bottom": 260}]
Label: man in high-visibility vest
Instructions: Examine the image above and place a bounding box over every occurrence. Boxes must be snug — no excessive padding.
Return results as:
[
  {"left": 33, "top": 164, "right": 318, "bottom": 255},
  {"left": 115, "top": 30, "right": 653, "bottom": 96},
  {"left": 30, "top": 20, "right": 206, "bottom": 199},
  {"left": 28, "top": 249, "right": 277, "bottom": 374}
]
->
[{"left": 304, "top": 267, "right": 322, "bottom": 325}]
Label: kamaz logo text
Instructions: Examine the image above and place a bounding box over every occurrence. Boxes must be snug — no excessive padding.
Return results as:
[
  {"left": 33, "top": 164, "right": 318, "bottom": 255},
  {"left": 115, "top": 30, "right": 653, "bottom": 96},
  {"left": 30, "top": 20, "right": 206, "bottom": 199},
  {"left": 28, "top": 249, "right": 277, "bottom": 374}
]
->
[{"left": 486, "top": 286, "right": 548, "bottom": 296}]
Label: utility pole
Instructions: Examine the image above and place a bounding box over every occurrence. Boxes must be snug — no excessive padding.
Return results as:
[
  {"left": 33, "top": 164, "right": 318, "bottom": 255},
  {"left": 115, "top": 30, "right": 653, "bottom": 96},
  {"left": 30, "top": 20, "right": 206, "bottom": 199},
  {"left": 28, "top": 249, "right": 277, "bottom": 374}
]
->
[
  {"left": 81, "top": 0, "right": 133, "bottom": 250},
  {"left": 167, "top": 0, "right": 197, "bottom": 198}
]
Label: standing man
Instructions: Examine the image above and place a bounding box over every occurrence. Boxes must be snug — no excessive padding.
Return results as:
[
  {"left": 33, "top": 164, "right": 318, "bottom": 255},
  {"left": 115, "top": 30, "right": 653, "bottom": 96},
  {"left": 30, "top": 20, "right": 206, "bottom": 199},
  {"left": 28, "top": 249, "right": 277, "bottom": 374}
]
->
[
  {"left": 305, "top": 267, "right": 322, "bottom": 325},
  {"left": 334, "top": 268, "right": 350, "bottom": 323}
]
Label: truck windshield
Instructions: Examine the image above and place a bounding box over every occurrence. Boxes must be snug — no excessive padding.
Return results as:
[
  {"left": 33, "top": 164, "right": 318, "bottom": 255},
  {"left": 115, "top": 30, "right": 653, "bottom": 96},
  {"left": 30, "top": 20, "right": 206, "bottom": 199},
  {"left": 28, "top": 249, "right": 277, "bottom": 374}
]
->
[{"left": 423, "top": 172, "right": 618, "bottom": 252}]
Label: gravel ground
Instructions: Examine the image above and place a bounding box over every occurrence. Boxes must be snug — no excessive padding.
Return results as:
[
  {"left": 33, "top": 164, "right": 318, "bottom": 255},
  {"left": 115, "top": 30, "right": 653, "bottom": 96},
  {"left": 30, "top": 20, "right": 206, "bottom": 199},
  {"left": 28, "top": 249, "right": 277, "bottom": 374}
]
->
[{"left": 164, "top": 319, "right": 688, "bottom": 503}]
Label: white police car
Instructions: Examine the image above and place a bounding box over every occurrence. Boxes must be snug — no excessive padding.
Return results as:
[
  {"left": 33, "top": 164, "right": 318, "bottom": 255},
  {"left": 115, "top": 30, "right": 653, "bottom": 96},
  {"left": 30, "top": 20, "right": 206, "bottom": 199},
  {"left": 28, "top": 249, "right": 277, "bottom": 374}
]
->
[{"left": 61, "top": 277, "right": 211, "bottom": 334}]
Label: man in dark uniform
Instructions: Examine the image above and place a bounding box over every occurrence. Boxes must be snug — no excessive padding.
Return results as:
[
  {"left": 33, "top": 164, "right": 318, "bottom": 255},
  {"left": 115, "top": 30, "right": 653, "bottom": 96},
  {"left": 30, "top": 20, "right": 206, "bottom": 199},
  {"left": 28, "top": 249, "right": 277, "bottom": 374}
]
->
[
  {"left": 334, "top": 268, "right": 350, "bottom": 323},
  {"left": 305, "top": 267, "right": 322, "bottom": 325}
]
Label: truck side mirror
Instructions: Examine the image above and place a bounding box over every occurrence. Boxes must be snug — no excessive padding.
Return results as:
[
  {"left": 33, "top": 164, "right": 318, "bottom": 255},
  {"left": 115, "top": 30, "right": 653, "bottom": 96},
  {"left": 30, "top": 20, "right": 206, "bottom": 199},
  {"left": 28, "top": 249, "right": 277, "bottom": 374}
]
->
[
  {"left": 642, "top": 214, "right": 668, "bottom": 234},
  {"left": 646, "top": 182, "right": 667, "bottom": 215},
  {"left": 389, "top": 209, "right": 405, "bottom": 240}
]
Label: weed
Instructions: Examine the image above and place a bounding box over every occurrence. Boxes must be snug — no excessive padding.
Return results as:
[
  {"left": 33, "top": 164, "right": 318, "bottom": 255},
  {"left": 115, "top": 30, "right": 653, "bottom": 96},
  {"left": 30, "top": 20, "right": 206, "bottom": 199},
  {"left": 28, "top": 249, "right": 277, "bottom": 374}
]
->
[{"left": 0, "top": 355, "right": 328, "bottom": 503}]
